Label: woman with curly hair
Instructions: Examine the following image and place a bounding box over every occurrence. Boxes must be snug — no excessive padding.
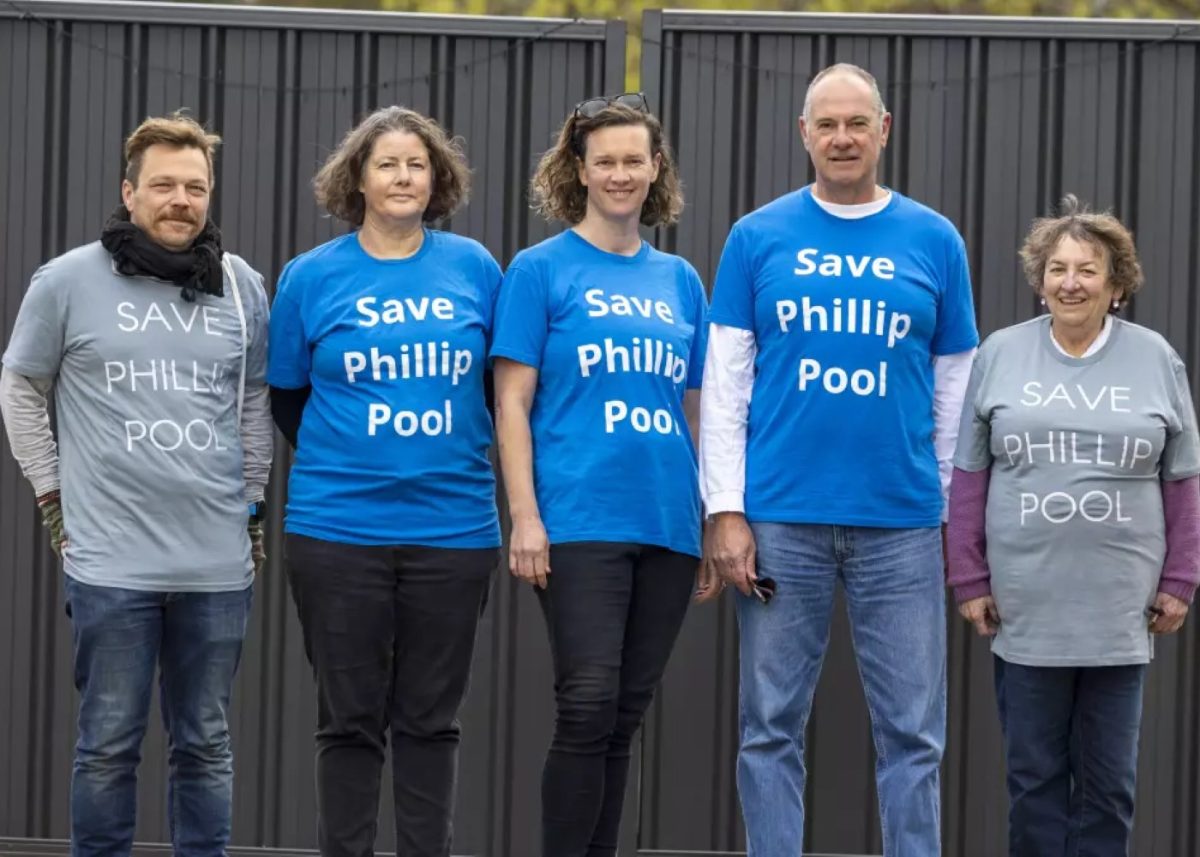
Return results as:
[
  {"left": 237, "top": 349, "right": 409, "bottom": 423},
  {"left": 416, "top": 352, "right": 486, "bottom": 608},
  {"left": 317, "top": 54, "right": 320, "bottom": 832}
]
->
[
  {"left": 267, "top": 106, "right": 501, "bottom": 857},
  {"left": 490, "top": 93, "right": 717, "bottom": 857},
  {"left": 947, "top": 196, "right": 1200, "bottom": 856}
]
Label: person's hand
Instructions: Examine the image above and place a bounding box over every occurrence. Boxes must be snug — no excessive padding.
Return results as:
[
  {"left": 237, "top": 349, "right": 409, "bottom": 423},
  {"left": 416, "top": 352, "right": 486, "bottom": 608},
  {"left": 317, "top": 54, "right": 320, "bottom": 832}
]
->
[
  {"left": 248, "top": 519, "right": 266, "bottom": 574},
  {"left": 509, "top": 514, "right": 551, "bottom": 589},
  {"left": 1149, "top": 592, "right": 1189, "bottom": 635},
  {"left": 694, "top": 522, "right": 722, "bottom": 603},
  {"left": 958, "top": 595, "right": 1001, "bottom": 637},
  {"left": 709, "top": 512, "right": 757, "bottom": 597},
  {"left": 36, "top": 491, "right": 68, "bottom": 557}
]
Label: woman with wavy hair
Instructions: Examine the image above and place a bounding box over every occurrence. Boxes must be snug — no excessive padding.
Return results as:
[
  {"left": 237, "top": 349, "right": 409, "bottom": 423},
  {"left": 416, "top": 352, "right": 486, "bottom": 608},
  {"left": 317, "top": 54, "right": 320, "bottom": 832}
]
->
[
  {"left": 490, "top": 93, "right": 716, "bottom": 857},
  {"left": 947, "top": 196, "right": 1200, "bottom": 856},
  {"left": 267, "top": 106, "right": 501, "bottom": 857}
]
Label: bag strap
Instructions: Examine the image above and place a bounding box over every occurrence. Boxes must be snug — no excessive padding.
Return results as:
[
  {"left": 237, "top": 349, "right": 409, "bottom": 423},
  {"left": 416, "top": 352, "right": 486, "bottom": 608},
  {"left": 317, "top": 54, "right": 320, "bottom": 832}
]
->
[{"left": 221, "top": 253, "right": 248, "bottom": 427}]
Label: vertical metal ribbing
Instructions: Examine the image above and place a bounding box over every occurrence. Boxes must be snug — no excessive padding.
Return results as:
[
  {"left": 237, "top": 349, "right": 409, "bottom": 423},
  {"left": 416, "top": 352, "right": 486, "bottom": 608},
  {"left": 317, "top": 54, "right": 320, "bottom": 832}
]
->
[
  {"left": 962, "top": 35, "right": 985, "bottom": 308},
  {"left": 888, "top": 35, "right": 909, "bottom": 192},
  {"left": 203, "top": 24, "right": 222, "bottom": 223}
]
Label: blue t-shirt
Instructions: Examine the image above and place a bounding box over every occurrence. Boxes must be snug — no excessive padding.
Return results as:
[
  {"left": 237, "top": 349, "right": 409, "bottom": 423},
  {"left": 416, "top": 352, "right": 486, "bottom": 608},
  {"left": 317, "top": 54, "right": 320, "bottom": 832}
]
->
[
  {"left": 268, "top": 230, "right": 502, "bottom": 547},
  {"left": 710, "top": 187, "right": 979, "bottom": 527},
  {"left": 490, "top": 229, "right": 708, "bottom": 557}
]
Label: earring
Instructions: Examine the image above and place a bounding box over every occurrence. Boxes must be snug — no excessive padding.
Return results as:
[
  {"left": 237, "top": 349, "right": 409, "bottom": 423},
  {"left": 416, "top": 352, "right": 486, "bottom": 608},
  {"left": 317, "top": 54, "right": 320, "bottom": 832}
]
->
[
  {"left": 1040, "top": 297, "right": 1046, "bottom": 306},
  {"left": 1112, "top": 299, "right": 1120, "bottom": 309}
]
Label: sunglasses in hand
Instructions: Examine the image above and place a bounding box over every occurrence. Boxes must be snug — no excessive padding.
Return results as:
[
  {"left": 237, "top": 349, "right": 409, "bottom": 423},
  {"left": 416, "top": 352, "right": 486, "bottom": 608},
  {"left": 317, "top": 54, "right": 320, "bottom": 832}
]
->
[{"left": 750, "top": 576, "right": 777, "bottom": 605}]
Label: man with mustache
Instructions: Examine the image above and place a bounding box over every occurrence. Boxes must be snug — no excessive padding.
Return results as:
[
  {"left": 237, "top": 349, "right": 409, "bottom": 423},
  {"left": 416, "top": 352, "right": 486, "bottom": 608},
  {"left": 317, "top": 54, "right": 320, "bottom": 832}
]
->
[
  {"left": 701, "top": 64, "right": 978, "bottom": 855},
  {"left": 0, "top": 112, "right": 271, "bottom": 856}
]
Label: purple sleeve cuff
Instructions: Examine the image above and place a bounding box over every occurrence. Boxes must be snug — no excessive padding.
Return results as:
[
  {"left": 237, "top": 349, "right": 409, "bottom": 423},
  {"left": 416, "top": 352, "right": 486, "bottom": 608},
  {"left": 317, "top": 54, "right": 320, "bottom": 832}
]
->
[
  {"left": 952, "top": 579, "right": 993, "bottom": 605},
  {"left": 1157, "top": 578, "right": 1197, "bottom": 603},
  {"left": 946, "top": 467, "right": 991, "bottom": 596},
  {"left": 1160, "top": 475, "right": 1200, "bottom": 604}
]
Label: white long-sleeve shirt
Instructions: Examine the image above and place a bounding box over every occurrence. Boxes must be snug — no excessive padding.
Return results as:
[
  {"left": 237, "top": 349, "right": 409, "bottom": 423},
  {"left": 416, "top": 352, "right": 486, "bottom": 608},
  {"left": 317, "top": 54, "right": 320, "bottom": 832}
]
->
[{"left": 699, "top": 190, "right": 975, "bottom": 522}]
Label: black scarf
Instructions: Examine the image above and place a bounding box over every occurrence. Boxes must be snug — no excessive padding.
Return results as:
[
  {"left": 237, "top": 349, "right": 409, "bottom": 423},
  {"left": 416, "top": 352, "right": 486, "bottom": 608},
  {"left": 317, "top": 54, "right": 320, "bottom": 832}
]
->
[{"left": 100, "top": 205, "right": 224, "bottom": 302}]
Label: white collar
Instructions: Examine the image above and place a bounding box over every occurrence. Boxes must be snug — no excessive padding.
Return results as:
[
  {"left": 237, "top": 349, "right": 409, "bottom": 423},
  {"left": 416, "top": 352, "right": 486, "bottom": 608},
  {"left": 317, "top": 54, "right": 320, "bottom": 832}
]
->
[
  {"left": 1049, "top": 314, "right": 1113, "bottom": 359},
  {"left": 810, "top": 188, "right": 892, "bottom": 219}
]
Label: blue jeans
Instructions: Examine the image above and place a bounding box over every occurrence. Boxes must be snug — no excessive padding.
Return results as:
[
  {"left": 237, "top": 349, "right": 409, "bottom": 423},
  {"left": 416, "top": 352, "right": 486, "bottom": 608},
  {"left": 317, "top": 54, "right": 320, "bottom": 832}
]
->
[
  {"left": 736, "top": 523, "right": 946, "bottom": 857},
  {"left": 994, "top": 656, "right": 1146, "bottom": 857},
  {"left": 64, "top": 576, "right": 253, "bottom": 857}
]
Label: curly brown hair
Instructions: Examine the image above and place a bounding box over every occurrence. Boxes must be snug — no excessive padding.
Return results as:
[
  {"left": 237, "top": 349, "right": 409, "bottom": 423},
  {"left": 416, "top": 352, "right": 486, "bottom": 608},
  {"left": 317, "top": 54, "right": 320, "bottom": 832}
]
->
[
  {"left": 530, "top": 102, "right": 683, "bottom": 227},
  {"left": 313, "top": 106, "right": 470, "bottom": 226},
  {"left": 124, "top": 111, "right": 222, "bottom": 186},
  {"left": 1019, "top": 195, "right": 1144, "bottom": 308}
]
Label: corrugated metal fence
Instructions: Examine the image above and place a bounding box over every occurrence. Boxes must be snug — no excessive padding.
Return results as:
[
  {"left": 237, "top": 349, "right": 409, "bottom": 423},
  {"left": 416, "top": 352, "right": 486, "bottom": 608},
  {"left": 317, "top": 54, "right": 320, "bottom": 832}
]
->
[
  {"left": 0, "top": 2, "right": 623, "bottom": 856},
  {"left": 2, "top": 2, "right": 1200, "bottom": 855},
  {"left": 641, "top": 10, "right": 1200, "bottom": 857}
]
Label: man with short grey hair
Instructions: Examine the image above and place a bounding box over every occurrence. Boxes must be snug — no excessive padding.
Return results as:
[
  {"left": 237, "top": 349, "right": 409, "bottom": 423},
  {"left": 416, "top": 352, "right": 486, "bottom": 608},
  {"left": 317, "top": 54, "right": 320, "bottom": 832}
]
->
[
  {"left": 802, "top": 61, "right": 887, "bottom": 124},
  {"left": 0, "top": 112, "right": 271, "bottom": 856},
  {"left": 702, "top": 63, "right": 979, "bottom": 855}
]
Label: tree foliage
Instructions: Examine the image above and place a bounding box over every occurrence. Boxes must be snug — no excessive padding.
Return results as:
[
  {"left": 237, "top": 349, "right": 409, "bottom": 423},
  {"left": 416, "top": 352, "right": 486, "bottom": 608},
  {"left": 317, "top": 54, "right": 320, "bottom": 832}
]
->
[{"left": 230, "top": 0, "right": 1200, "bottom": 86}]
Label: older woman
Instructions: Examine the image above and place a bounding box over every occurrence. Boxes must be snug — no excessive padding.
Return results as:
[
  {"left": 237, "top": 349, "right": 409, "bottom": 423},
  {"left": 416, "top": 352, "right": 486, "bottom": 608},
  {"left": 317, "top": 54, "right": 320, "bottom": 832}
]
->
[
  {"left": 267, "top": 106, "right": 500, "bottom": 857},
  {"left": 490, "top": 93, "right": 715, "bottom": 857},
  {"left": 947, "top": 196, "right": 1200, "bottom": 856}
]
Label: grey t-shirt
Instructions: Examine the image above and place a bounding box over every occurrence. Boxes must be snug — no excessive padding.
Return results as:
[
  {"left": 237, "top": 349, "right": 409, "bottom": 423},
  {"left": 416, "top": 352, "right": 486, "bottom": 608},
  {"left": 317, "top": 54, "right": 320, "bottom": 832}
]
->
[
  {"left": 2, "top": 242, "right": 269, "bottom": 592},
  {"left": 955, "top": 315, "right": 1200, "bottom": 666}
]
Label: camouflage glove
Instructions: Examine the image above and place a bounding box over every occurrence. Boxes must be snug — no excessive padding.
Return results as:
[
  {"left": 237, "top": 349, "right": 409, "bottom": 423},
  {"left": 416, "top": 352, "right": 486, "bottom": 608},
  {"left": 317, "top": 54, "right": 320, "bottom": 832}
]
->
[
  {"left": 37, "top": 491, "right": 67, "bottom": 557},
  {"left": 248, "top": 518, "right": 266, "bottom": 574}
]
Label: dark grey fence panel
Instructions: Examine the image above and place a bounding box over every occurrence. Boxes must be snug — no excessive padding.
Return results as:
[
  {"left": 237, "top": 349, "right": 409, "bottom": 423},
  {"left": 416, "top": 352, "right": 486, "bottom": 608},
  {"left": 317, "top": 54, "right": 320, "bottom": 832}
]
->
[
  {"left": 0, "top": 2, "right": 624, "bottom": 854},
  {"left": 6, "top": 4, "right": 1200, "bottom": 856},
  {"left": 642, "top": 10, "right": 1200, "bottom": 857}
]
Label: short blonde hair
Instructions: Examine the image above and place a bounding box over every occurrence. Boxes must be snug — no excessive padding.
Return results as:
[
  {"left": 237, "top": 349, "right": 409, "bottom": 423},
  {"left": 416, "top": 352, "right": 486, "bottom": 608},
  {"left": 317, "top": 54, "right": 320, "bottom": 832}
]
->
[
  {"left": 124, "top": 111, "right": 221, "bottom": 185},
  {"left": 530, "top": 102, "right": 683, "bottom": 227},
  {"left": 313, "top": 106, "right": 470, "bottom": 226},
  {"left": 1019, "top": 195, "right": 1144, "bottom": 304}
]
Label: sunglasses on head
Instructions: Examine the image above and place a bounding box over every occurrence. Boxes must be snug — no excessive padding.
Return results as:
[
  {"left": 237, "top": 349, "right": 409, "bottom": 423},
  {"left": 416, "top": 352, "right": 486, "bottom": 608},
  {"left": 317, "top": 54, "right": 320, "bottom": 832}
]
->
[
  {"left": 573, "top": 91, "right": 650, "bottom": 119},
  {"left": 751, "top": 576, "right": 777, "bottom": 605}
]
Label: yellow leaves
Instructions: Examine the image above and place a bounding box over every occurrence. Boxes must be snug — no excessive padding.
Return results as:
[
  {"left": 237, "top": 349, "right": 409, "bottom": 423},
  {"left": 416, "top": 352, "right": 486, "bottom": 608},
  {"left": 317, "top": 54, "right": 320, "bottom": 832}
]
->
[
  {"left": 251, "top": 0, "right": 1197, "bottom": 19},
  {"left": 227, "top": 0, "right": 1200, "bottom": 89}
]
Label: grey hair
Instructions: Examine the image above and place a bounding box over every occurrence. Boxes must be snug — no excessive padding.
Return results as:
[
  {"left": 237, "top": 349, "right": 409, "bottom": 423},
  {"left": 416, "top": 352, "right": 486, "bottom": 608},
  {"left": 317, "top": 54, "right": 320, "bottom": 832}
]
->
[{"left": 802, "top": 63, "right": 888, "bottom": 125}]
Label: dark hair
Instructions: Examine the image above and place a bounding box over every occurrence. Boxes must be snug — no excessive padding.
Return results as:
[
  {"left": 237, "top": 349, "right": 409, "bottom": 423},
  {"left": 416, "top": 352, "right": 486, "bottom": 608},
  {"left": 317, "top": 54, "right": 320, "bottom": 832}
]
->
[
  {"left": 529, "top": 103, "right": 684, "bottom": 227},
  {"left": 313, "top": 106, "right": 470, "bottom": 226},
  {"left": 1019, "top": 194, "right": 1144, "bottom": 306},
  {"left": 124, "top": 110, "right": 221, "bottom": 186}
]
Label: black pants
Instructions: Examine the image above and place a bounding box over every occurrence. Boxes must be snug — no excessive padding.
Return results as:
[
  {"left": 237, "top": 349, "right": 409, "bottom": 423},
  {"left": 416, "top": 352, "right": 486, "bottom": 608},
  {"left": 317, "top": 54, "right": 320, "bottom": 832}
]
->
[
  {"left": 285, "top": 533, "right": 497, "bottom": 857},
  {"left": 537, "top": 542, "right": 696, "bottom": 857}
]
